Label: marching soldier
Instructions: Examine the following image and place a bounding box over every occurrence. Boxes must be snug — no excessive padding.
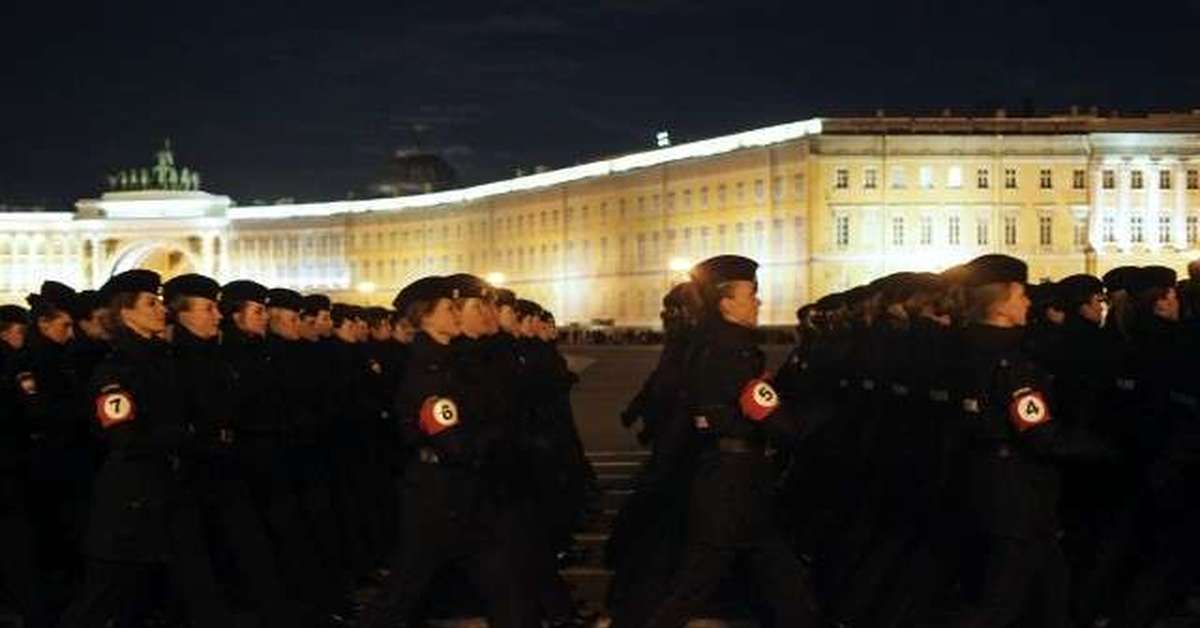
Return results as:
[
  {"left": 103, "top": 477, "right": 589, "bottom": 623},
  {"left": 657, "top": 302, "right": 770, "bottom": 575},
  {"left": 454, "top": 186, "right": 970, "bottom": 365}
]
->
[
  {"left": 60, "top": 270, "right": 233, "bottom": 628},
  {"left": 164, "top": 273, "right": 303, "bottom": 627},
  {"left": 645, "top": 255, "right": 820, "bottom": 628}
]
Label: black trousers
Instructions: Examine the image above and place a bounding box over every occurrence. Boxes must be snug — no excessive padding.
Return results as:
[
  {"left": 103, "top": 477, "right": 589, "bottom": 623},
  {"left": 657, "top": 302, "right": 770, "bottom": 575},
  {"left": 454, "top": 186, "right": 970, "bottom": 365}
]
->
[
  {"left": 59, "top": 502, "right": 232, "bottom": 628},
  {"left": 958, "top": 535, "right": 1069, "bottom": 628},
  {"left": 196, "top": 456, "right": 305, "bottom": 628},
  {"left": 644, "top": 539, "right": 820, "bottom": 628},
  {"left": 0, "top": 494, "right": 50, "bottom": 628},
  {"left": 362, "top": 463, "right": 538, "bottom": 628}
]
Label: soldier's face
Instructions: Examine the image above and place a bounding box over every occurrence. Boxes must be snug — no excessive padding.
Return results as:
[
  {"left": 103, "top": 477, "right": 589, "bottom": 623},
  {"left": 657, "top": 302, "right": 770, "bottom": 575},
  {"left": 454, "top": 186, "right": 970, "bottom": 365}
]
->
[
  {"left": 498, "top": 305, "right": 518, "bottom": 333},
  {"left": 993, "top": 282, "right": 1030, "bottom": 327},
  {"left": 77, "top": 312, "right": 110, "bottom": 341},
  {"left": 0, "top": 323, "right": 26, "bottom": 350},
  {"left": 421, "top": 298, "right": 461, "bottom": 344},
  {"left": 119, "top": 293, "right": 167, "bottom": 338},
  {"left": 234, "top": 302, "right": 268, "bottom": 337},
  {"left": 355, "top": 318, "right": 370, "bottom": 341},
  {"left": 1155, "top": 287, "right": 1180, "bottom": 322},
  {"left": 37, "top": 312, "right": 74, "bottom": 345},
  {"left": 177, "top": 297, "right": 222, "bottom": 340},
  {"left": 298, "top": 316, "right": 320, "bottom": 341},
  {"left": 269, "top": 308, "right": 301, "bottom": 340},
  {"left": 392, "top": 319, "right": 415, "bottom": 344},
  {"left": 371, "top": 321, "right": 393, "bottom": 341},
  {"left": 1078, "top": 293, "right": 1105, "bottom": 325},
  {"left": 719, "top": 280, "right": 760, "bottom": 328},
  {"left": 315, "top": 310, "right": 333, "bottom": 336},
  {"left": 457, "top": 298, "right": 489, "bottom": 339}
]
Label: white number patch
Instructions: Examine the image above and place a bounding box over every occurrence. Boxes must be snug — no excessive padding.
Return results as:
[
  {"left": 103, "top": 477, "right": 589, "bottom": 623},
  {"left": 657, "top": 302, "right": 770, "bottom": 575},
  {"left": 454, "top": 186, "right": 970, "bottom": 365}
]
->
[
  {"left": 96, "top": 391, "right": 136, "bottom": 428},
  {"left": 431, "top": 398, "right": 459, "bottom": 427},
  {"left": 750, "top": 381, "right": 780, "bottom": 409}
]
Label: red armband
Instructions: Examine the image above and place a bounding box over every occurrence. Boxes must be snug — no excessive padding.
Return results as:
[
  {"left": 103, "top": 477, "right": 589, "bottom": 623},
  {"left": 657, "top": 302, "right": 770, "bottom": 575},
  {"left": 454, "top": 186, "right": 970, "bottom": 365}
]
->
[
  {"left": 1008, "top": 387, "right": 1051, "bottom": 433},
  {"left": 739, "top": 378, "right": 780, "bottom": 422},
  {"left": 419, "top": 396, "right": 460, "bottom": 436},
  {"left": 95, "top": 386, "right": 137, "bottom": 429}
]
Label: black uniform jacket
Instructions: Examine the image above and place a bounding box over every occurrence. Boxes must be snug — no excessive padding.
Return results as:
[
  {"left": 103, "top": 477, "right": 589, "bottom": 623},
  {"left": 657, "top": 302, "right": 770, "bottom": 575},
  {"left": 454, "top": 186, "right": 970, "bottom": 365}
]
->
[{"left": 84, "top": 328, "right": 191, "bottom": 563}]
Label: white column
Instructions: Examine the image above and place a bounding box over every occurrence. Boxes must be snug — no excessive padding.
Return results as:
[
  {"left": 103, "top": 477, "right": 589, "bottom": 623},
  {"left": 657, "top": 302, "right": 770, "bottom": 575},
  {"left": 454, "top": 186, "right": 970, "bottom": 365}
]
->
[{"left": 1175, "top": 163, "right": 1187, "bottom": 247}]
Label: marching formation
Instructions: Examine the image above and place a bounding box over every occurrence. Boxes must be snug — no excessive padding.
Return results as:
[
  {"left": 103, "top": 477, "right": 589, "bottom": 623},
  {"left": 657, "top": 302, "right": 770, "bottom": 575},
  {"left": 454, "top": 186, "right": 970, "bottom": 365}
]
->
[
  {"left": 0, "top": 270, "right": 595, "bottom": 628},
  {"left": 609, "top": 253, "right": 1200, "bottom": 627}
]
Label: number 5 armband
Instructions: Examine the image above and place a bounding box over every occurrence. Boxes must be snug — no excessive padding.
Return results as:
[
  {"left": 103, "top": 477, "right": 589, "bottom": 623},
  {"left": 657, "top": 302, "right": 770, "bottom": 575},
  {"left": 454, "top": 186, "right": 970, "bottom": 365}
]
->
[
  {"left": 95, "top": 384, "right": 137, "bottom": 429},
  {"left": 419, "top": 396, "right": 461, "bottom": 436},
  {"left": 739, "top": 378, "right": 781, "bottom": 422}
]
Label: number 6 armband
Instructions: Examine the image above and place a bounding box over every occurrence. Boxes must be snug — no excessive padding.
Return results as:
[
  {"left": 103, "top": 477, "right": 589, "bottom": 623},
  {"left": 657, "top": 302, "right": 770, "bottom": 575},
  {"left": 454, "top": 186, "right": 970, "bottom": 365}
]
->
[
  {"left": 739, "top": 378, "right": 781, "bottom": 422},
  {"left": 419, "top": 396, "right": 461, "bottom": 437},
  {"left": 95, "top": 383, "right": 137, "bottom": 429}
]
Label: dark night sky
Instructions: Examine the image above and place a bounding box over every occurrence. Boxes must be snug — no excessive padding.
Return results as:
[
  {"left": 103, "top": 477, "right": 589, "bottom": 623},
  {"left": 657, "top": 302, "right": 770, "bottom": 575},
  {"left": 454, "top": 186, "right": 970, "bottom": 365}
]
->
[{"left": 2, "top": 0, "right": 1198, "bottom": 209}]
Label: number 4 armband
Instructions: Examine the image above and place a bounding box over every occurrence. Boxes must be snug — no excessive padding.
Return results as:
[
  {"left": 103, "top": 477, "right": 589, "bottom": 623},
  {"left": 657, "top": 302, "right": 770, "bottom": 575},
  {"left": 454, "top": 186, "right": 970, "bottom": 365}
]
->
[
  {"left": 95, "top": 384, "right": 137, "bottom": 429},
  {"left": 739, "top": 378, "right": 781, "bottom": 422},
  {"left": 1008, "top": 387, "right": 1052, "bottom": 433},
  {"left": 419, "top": 396, "right": 461, "bottom": 436}
]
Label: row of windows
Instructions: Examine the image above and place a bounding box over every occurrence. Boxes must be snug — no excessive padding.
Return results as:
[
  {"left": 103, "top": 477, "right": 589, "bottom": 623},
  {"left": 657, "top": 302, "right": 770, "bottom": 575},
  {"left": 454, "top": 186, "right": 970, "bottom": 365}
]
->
[
  {"left": 834, "top": 166, "right": 1200, "bottom": 192},
  {"left": 834, "top": 213, "right": 1200, "bottom": 249}
]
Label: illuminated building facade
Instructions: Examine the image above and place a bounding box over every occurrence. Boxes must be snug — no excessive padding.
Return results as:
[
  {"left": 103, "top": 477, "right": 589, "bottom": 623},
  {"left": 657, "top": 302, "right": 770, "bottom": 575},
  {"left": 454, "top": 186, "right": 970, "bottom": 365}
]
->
[{"left": 3, "top": 113, "right": 1200, "bottom": 326}]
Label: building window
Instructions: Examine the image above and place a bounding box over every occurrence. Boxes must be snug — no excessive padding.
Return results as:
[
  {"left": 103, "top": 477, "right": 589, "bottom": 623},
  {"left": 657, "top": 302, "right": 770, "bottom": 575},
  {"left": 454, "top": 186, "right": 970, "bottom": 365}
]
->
[
  {"left": 1040, "top": 169, "right": 1053, "bottom": 189},
  {"left": 1004, "top": 215, "right": 1018, "bottom": 246},
  {"left": 977, "top": 168, "right": 990, "bottom": 189},
  {"left": 947, "top": 166, "right": 963, "bottom": 189},
  {"left": 1103, "top": 170, "right": 1115, "bottom": 189},
  {"left": 1131, "top": 170, "right": 1144, "bottom": 189},
  {"left": 835, "top": 214, "right": 850, "bottom": 248},
  {"left": 977, "top": 217, "right": 990, "bottom": 246},
  {"left": 1039, "top": 216, "right": 1052, "bottom": 246},
  {"left": 772, "top": 177, "right": 783, "bottom": 201},
  {"left": 1188, "top": 216, "right": 1199, "bottom": 245},
  {"left": 699, "top": 187, "right": 709, "bottom": 207},
  {"left": 948, "top": 216, "right": 961, "bottom": 245},
  {"left": 1073, "top": 169, "right": 1086, "bottom": 189},
  {"left": 1160, "top": 170, "right": 1172, "bottom": 190},
  {"left": 920, "top": 166, "right": 935, "bottom": 189},
  {"left": 1130, "top": 215, "right": 1144, "bottom": 243},
  {"left": 1004, "top": 168, "right": 1018, "bottom": 189},
  {"left": 736, "top": 183, "right": 745, "bottom": 203},
  {"left": 682, "top": 189, "right": 692, "bottom": 210},
  {"left": 920, "top": 216, "right": 933, "bottom": 245},
  {"left": 891, "top": 217, "right": 905, "bottom": 246},
  {"left": 717, "top": 185, "right": 727, "bottom": 205},
  {"left": 835, "top": 169, "right": 849, "bottom": 189},
  {"left": 1073, "top": 219, "right": 1088, "bottom": 248},
  {"left": 794, "top": 174, "right": 805, "bottom": 197},
  {"left": 864, "top": 168, "right": 877, "bottom": 190},
  {"left": 1188, "top": 170, "right": 1199, "bottom": 190},
  {"left": 1159, "top": 214, "right": 1172, "bottom": 244},
  {"left": 890, "top": 166, "right": 906, "bottom": 189},
  {"left": 1103, "top": 215, "right": 1116, "bottom": 243},
  {"left": 754, "top": 179, "right": 765, "bottom": 203}
]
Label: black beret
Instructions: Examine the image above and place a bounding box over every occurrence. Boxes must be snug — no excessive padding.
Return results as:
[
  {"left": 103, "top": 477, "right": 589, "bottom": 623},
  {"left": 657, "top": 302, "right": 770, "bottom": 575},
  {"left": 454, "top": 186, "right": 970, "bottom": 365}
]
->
[
  {"left": 393, "top": 276, "right": 453, "bottom": 313},
  {"left": 0, "top": 304, "right": 28, "bottom": 325},
  {"left": 301, "top": 294, "right": 332, "bottom": 316},
  {"left": 911, "top": 272, "right": 947, "bottom": 295},
  {"left": 1026, "top": 282, "right": 1059, "bottom": 310},
  {"left": 444, "top": 273, "right": 493, "bottom": 300},
  {"left": 494, "top": 288, "right": 517, "bottom": 307},
  {"left": 662, "top": 282, "right": 694, "bottom": 310},
  {"left": 70, "top": 290, "right": 104, "bottom": 320},
  {"left": 690, "top": 255, "right": 758, "bottom": 286},
  {"left": 363, "top": 306, "right": 392, "bottom": 325},
  {"left": 330, "top": 303, "right": 355, "bottom": 325},
  {"left": 163, "top": 273, "right": 221, "bottom": 304},
  {"left": 940, "top": 263, "right": 970, "bottom": 288},
  {"left": 514, "top": 299, "right": 543, "bottom": 319},
  {"left": 815, "top": 292, "right": 847, "bottom": 311},
  {"left": 99, "top": 270, "right": 161, "bottom": 305},
  {"left": 843, "top": 285, "right": 871, "bottom": 306},
  {"left": 1131, "top": 265, "right": 1177, "bottom": 294},
  {"left": 875, "top": 272, "right": 920, "bottom": 304},
  {"left": 220, "top": 280, "right": 268, "bottom": 307},
  {"left": 28, "top": 280, "right": 77, "bottom": 316},
  {"left": 265, "top": 288, "right": 304, "bottom": 312},
  {"left": 1057, "top": 274, "right": 1104, "bottom": 308},
  {"left": 796, "top": 304, "right": 814, "bottom": 320},
  {"left": 538, "top": 309, "right": 555, "bottom": 322},
  {"left": 1102, "top": 266, "right": 1138, "bottom": 293},
  {"left": 962, "top": 254, "right": 1027, "bottom": 288}
]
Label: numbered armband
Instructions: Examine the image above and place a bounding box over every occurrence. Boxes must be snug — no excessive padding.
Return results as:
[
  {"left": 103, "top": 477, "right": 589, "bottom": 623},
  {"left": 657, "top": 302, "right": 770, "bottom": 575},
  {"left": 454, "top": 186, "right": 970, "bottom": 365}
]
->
[
  {"left": 1007, "top": 387, "right": 1051, "bottom": 433},
  {"left": 95, "top": 384, "right": 137, "bottom": 429},
  {"left": 739, "top": 378, "right": 781, "bottom": 422},
  {"left": 419, "top": 396, "right": 460, "bottom": 436},
  {"left": 15, "top": 371, "right": 37, "bottom": 396}
]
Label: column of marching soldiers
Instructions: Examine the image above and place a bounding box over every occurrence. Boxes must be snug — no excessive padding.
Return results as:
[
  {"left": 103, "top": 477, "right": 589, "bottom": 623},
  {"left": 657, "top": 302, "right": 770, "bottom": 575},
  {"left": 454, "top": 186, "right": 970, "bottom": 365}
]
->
[
  {"left": 5, "top": 251, "right": 1200, "bottom": 628},
  {"left": 0, "top": 269, "right": 599, "bottom": 628},
  {"left": 607, "top": 254, "right": 1200, "bottom": 628}
]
